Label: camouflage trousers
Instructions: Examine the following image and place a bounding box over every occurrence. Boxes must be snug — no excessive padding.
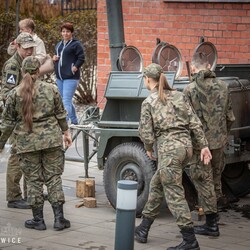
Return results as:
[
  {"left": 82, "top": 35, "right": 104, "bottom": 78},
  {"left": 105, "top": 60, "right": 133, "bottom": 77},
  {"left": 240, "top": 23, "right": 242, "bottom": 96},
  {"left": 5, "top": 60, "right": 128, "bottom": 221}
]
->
[
  {"left": 18, "top": 146, "right": 65, "bottom": 208},
  {"left": 6, "top": 144, "right": 27, "bottom": 201},
  {"left": 142, "top": 146, "right": 193, "bottom": 228},
  {"left": 210, "top": 147, "right": 225, "bottom": 200},
  {"left": 189, "top": 152, "right": 217, "bottom": 214}
]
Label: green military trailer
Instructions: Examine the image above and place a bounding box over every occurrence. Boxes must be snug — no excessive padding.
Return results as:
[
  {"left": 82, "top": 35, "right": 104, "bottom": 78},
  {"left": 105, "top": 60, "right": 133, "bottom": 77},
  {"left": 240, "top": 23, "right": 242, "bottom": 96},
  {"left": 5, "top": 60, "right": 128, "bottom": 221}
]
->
[{"left": 95, "top": 69, "right": 250, "bottom": 215}]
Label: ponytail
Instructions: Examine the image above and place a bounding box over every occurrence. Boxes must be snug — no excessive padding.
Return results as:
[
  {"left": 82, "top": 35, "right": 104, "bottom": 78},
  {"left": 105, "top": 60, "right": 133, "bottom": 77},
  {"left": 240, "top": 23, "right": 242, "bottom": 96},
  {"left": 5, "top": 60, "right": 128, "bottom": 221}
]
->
[
  {"left": 158, "top": 73, "right": 174, "bottom": 103},
  {"left": 19, "top": 72, "right": 37, "bottom": 132}
]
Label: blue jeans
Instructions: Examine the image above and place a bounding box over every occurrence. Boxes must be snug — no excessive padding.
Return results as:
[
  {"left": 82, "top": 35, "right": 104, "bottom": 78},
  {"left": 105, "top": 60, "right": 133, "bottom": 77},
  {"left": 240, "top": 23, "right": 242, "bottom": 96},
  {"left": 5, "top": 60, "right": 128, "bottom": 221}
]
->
[{"left": 56, "top": 79, "right": 79, "bottom": 124}]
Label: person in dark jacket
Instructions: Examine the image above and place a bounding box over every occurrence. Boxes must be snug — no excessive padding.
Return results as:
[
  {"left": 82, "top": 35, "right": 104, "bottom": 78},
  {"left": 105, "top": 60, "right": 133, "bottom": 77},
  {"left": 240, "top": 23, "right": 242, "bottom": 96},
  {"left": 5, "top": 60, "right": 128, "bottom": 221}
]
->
[{"left": 53, "top": 22, "right": 85, "bottom": 125}]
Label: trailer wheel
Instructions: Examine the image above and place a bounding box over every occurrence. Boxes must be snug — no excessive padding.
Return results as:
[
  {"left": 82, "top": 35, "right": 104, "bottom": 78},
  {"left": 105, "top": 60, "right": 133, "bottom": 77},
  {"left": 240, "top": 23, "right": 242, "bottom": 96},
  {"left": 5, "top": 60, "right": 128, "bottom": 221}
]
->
[
  {"left": 103, "top": 142, "right": 156, "bottom": 216},
  {"left": 222, "top": 162, "right": 250, "bottom": 197}
]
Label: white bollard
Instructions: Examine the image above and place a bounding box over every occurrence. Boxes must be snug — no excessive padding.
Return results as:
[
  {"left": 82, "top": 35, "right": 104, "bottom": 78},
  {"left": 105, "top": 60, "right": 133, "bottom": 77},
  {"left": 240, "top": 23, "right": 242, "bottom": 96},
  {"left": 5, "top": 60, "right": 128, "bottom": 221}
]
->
[{"left": 114, "top": 180, "right": 138, "bottom": 250}]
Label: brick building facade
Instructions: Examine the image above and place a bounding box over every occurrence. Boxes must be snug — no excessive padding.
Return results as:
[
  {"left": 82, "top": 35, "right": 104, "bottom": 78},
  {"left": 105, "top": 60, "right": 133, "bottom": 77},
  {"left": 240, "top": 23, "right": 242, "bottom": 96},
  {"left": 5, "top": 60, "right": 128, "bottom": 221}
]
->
[{"left": 97, "top": 0, "right": 250, "bottom": 106}]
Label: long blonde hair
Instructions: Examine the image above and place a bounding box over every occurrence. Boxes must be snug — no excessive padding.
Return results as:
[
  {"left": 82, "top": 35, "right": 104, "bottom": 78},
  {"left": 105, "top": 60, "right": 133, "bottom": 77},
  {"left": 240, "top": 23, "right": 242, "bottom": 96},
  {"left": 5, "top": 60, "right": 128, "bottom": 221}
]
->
[
  {"left": 19, "top": 72, "right": 38, "bottom": 132},
  {"left": 156, "top": 73, "right": 174, "bottom": 103}
]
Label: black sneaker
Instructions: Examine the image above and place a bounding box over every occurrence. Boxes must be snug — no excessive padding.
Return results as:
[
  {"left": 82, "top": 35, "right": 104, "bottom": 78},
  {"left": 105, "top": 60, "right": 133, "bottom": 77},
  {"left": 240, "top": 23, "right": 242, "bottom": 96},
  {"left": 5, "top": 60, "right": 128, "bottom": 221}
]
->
[{"left": 7, "top": 199, "right": 31, "bottom": 209}]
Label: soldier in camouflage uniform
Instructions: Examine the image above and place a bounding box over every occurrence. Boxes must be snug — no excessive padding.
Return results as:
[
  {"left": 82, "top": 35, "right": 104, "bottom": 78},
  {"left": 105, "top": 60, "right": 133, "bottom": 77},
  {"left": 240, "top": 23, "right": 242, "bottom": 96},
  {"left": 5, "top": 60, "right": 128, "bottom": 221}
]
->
[
  {"left": 0, "top": 56, "right": 72, "bottom": 231},
  {"left": 183, "top": 52, "right": 235, "bottom": 236},
  {"left": 135, "top": 63, "right": 212, "bottom": 250},
  {"left": 1, "top": 32, "right": 36, "bottom": 209},
  {"left": 184, "top": 52, "right": 235, "bottom": 204}
]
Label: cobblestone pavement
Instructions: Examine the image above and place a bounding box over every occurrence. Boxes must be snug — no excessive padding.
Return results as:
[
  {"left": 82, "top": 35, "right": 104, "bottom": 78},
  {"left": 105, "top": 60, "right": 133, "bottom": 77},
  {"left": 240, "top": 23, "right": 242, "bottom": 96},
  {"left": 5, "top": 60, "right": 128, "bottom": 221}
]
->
[{"left": 0, "top": 140, "right": 249, "bottom": 250}]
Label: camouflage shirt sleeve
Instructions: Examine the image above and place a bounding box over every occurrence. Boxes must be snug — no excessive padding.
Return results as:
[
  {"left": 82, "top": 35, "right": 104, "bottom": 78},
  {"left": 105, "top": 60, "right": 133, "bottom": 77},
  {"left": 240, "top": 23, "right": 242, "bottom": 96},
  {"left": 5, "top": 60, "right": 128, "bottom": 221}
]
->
[
  {"left": 139, "top": 99, "right": 155, "bottom": 151},
  {"left": 183, "top": 85, "right": 190, "bottom": 97},
  {"left": 7, "top": 43, "right": 16, "bottom": 56},
  {"left": 1, "top": 61, "right": 20, "bottom": 102},
  {"left": 226, "top": 88, "right": 235, "bottom": 132},
  {"left": 184, "top": 95, "right": 208, "bottom": 150},
  {"left": 0, "top": 91, "right": 17, "bottom": 149}
]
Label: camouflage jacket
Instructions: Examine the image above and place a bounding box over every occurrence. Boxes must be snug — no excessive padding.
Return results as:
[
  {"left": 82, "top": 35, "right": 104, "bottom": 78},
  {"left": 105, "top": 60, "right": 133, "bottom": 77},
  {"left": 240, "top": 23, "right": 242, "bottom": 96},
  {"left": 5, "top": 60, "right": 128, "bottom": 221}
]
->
[
  {"left": 0, "top": 80, "right": 68, "bottom": 153},
  {"left": 139, "top": 89, "right": 208, "bottom": 154},
  {"left": 184, "top": 70, "right": 235, "bottom": 149},
  {"left": 1, "top": 52, "right": 23, "bottom": 102}
]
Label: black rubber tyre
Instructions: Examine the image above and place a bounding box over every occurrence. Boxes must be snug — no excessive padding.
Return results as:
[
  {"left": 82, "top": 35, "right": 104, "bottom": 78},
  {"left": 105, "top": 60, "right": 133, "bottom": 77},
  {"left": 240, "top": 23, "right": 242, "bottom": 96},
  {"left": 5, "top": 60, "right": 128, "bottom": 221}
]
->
[
  {"left": 222, "top": 162, "right": 250, "bottom": 197},
  {"left": 103, "top": 142, "right": 156, "bottom": 215}
]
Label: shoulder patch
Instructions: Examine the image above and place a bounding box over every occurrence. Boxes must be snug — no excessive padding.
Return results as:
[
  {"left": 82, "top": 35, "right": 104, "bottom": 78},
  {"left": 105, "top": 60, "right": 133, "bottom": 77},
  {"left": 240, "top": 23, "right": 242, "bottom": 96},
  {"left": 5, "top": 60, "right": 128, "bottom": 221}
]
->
[
  {"left": 6, "top": 74, "right": 17, "bottom": 85},
  {"left": 11, "top": 65, "right": 17, "bottom": 71}
]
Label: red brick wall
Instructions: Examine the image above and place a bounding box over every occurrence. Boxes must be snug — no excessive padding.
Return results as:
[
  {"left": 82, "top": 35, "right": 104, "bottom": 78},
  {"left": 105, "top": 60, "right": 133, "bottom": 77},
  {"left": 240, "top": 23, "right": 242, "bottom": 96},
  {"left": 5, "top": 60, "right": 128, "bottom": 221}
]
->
[{"left": 97, "top": 0, "right": 250, "bottom": 107}]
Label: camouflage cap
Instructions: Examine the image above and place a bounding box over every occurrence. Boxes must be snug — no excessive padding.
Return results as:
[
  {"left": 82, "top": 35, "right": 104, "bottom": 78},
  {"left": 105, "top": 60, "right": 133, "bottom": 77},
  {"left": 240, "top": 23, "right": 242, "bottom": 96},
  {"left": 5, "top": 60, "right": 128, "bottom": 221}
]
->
[
  {"left": 138, "top": 63, "right": 163, "bottom": 79},
  {"left": 22, "top": 56, "right": 40, "bottom": 74},
  {"left": 16, "top": 32, "right": 36, "bottom": 49}
]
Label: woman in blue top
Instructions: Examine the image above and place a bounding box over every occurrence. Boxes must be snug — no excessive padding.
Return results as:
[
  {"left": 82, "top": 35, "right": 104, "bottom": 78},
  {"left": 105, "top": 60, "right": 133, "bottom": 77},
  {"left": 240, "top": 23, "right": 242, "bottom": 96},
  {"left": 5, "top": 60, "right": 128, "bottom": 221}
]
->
[{"left": 53, "top": 22, "right": 85, "bottom": 125}]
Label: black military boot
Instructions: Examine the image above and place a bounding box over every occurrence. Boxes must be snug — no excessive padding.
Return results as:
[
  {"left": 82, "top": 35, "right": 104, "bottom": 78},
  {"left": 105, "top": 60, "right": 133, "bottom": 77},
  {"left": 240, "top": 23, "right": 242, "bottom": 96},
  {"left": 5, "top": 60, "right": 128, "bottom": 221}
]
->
[
  {"left": 134, "top": 217, "right": 154, "bottom": 243},
  {"left": 167, "top": 227, "right": 200, "bottom": 250},
  {"left": 8, "top": 199, "right": 31, "bottom": 209},
  {"left": 25, "top": 206, "right": 46, "bottom": 230},
  {"left": 194, "top": 213, "right": 219, "bottom": 236},
  {"left": 52, "top": 203, "right": 71, "bottom": 231}
]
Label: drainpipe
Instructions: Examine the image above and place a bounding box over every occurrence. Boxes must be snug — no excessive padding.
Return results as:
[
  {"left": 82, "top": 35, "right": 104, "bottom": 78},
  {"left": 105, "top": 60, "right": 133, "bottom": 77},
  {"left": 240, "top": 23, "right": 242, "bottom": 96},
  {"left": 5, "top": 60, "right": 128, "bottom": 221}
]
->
[{"left": 106, "top": 0, "right": 125, "bottom": 71}]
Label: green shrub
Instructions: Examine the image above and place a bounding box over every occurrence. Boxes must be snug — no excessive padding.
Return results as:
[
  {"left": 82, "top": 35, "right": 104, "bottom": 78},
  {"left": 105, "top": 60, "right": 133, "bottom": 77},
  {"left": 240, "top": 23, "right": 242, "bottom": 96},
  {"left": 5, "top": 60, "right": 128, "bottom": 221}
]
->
[{"left": 0, "top": 8, "right": 97, "bottom": 105}]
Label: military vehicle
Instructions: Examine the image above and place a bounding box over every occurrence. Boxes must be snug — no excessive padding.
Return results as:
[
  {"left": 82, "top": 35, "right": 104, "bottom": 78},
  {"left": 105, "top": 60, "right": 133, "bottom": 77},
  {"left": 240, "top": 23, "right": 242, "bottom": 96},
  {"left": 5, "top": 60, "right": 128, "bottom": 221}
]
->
[
  {"left": 75, "top": 0, "right": 250, "bottom": 215},
  {"left": 96, "top": 57, "right": 250, "bottom": 215}
]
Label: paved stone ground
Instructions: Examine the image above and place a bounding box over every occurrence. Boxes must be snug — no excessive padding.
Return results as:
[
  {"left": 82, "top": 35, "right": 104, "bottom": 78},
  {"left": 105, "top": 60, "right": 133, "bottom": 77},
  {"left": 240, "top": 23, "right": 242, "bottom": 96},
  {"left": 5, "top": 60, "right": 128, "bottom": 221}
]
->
[{"left": 0, "top": 136, "right": 249, "bottom": 250}]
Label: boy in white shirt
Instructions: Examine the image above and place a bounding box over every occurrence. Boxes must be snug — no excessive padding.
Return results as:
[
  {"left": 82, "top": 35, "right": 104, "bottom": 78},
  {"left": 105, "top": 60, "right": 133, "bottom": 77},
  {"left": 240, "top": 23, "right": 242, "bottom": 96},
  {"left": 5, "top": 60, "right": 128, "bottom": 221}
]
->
[{"left": 8, "top": 18, "right": 46, "bottom": 65}]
